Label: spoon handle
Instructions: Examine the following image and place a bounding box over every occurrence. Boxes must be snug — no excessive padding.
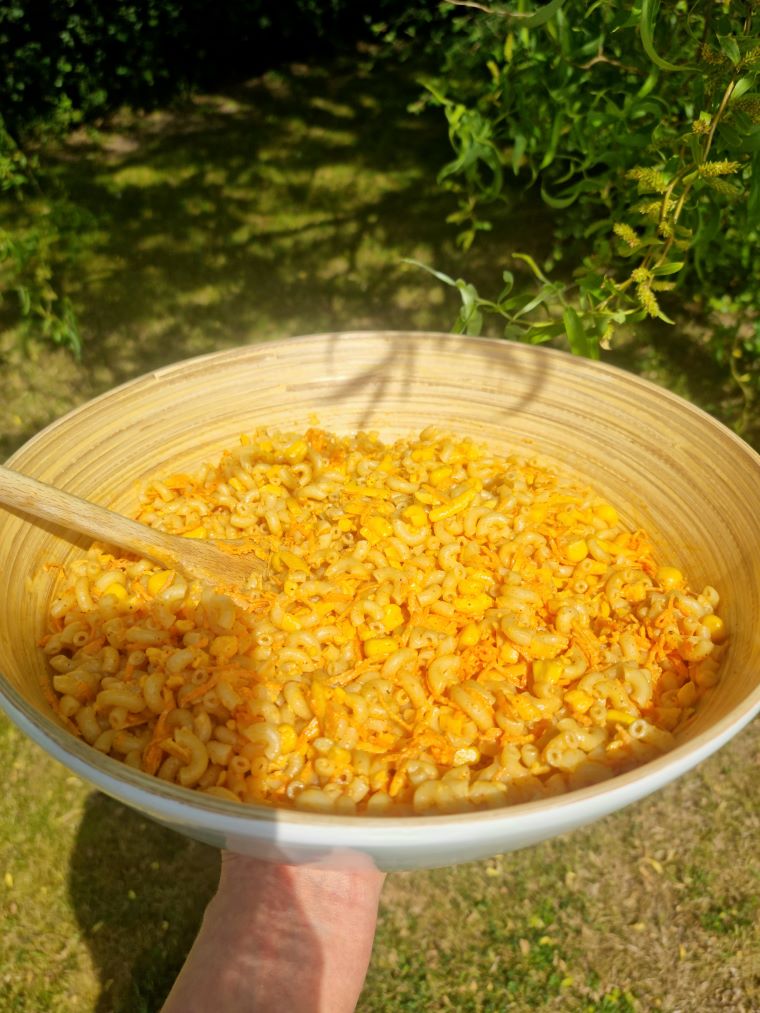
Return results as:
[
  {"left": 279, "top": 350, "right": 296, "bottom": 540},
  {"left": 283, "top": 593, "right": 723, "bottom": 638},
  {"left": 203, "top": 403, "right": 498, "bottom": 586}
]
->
[{"left": 0, "top": 465, "right": 180, "bottom": 568}]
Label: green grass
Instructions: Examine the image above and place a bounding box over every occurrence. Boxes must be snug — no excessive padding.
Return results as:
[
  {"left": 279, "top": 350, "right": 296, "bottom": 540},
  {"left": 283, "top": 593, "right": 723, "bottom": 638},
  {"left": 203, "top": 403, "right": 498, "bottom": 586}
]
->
[
  {"left": 360, "top": 724, "right": 760, "bottom": 1012},
  {"left": 1, "top": 49, "right": 759, "bottom": 1013}
]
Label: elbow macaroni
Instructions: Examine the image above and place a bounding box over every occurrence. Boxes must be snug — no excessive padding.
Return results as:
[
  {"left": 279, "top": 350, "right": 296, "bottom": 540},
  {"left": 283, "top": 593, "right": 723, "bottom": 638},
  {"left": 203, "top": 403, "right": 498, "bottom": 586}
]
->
[{"left": 41, "top": 426, "right": 727, "bottom": 815}]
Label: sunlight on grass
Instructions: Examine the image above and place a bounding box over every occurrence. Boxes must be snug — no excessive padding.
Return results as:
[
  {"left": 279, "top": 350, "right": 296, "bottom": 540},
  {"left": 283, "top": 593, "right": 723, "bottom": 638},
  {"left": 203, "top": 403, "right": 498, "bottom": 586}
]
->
[
  {"left": 106, "top": 166, "right": 175, "bottom": 189},
  {"left": 0, "top": 719, "right": 97, "bottom": 1012}
]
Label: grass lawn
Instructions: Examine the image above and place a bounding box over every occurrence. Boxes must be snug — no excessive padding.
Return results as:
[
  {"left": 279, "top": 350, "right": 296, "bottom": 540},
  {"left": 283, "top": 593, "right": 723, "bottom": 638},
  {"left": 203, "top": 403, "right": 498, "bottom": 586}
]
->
[{"left": 1, "top": 51, "right": 758, "bottom": 1013}]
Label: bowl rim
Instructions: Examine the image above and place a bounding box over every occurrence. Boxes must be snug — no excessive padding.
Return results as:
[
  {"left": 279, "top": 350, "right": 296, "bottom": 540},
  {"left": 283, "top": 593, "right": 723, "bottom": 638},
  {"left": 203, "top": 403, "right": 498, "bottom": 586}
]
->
[
  {"left": 2, "top": 674, "right": 758, "bottom": 848},
  {"left": 8, "top": 330, "right": 760, "bottom": 470},
  {"left": 2, "top": 331, "right": 760, "bottom": 848}
]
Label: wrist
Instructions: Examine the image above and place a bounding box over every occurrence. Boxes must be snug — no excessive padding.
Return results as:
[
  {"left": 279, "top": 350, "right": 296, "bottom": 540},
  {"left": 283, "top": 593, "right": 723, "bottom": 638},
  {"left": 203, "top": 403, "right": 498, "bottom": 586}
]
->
[{"left": 162, "top": 854, "right": 385, "bottom": 1013}]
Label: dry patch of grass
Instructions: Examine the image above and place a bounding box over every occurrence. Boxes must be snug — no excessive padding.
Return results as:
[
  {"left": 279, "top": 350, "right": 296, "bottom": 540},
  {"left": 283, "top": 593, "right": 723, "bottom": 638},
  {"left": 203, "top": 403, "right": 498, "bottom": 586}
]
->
[{"left": 362, "top": 718, "right": 760, "bottom": 1013}]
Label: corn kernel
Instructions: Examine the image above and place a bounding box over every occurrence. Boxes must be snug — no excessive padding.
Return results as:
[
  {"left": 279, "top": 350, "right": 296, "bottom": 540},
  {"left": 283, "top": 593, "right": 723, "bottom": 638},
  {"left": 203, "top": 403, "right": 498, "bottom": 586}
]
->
[
  {"left": 377, "top": 454, "right": 394, "bottom": 473},
  {"left": 343, "top": 501, "right": 366, "bottom": 515},
  {"left": 440, "top": 712, "right": 465, "bottom": 735},
  {"left": 279, "top": 550, "right": 309, "bottom": 573},
  {"left": 702, "top": 614, "right": 726, "bottom": 642},
  {"left": 210, "top": 634, "right": 239, "bottom": 660},
  {"left": 402, "top": 504, "right": 428, "bottom": 528},
  {"left": 565, "top": 539, "right": 589, "bottom": 563},
  {"left": 606, "top": 709, "right": 636, "bottom": 726},
  {"left": 339, "top": 620, "right": 355, "bottom": 643},
  {"left": 429, "top": 465, "right": 452, "bottom": 486},
  {"left": 459, "top": 577, "right": 489, "bottom": 596},
  {"left": 337, "top": 517, "right": 353, "bottom": 532},
  {"left": 364, "top": 637, "right": 398, "bottom": 659},
  {"left": 284, "top": 439, "right": 308, "bottom": 463},
  {"left": 529, "top": 637, "right": 564, "bottom": 660},
  {"left": 311, "top": 682, "right": 327, "bottom": 720},
  {"left": 364, "top": 515, "right": 393, "bottom": 539},
  {"left": 596, "top": 503, "right": 619, "bottom": 526},
  {"left": 557, "top": 509, "right": 583, "bottom": 526},
  {"left": 452, "top": 593, "right": 493, "bottom": 614},
  {"left": 533, "top": 659, "right": 564, "bottom": 683},
  {"left": 147, "top": 570, "right": 173, "bottom": 596},
  {"left": 278, "top": 724, "right": 298, "bottom": 753},
  {"left": 411, "top": 446, "right": 435, "bottom": 462},
  {"left": 514, "top": 695, "right": 541, "bottom": 722},
  {"left": 499, "top": 642, "right": 519, "bottom": 664},
  {"left": 103, "top": 582, "right": 128, "bottom": 600},
  {"left": 565, "top": 689, "right": 594, "bottom": 714},
  {"left": 382, "top": 604, "right": 404, "bottom": 632},
  {"left": 183, "top": 525, "right": 207, "bottom": 539},
  {"left": 283, "top": 578, "right": 299, "bottom": 597},
  {"left": 328, "top": 745, "right": 352, "bottom": 767},
  {"left": 280, "top": 614, "right": 302, "bottom": 633},
  {"left": 458, "top": 622, "right": 481, "bottom": 648},
  {"left": 656, "top": 566, "right": 683, "bottom": 591}
]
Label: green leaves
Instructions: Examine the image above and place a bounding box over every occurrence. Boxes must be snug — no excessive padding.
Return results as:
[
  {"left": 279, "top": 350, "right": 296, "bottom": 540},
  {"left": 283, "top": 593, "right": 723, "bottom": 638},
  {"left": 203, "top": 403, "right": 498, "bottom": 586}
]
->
[
  {"left": 639, "top": 0, "right": 690, "bottom": 72},
  {"left": 0, "top": 117, "right": 84, "bottom": 357},
  {"left": 562, "top": 307, "right": 598, "bottom": 359},
  {"left": 437, "top": 103, "right": 504, "bottom": 201},
  {"left": 416, "top": 0, "right": 759, "bottom": 425},
  {"left": 518, "top": 0, "right": 565, "bottom": 30},
  {"left": 401, "top": 260, "right": 484, "bottom": 335}
]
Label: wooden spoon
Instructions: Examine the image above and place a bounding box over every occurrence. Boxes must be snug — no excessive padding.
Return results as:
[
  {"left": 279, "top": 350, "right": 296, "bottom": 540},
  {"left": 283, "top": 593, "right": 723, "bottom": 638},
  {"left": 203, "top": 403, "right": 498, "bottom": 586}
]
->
[{"left": 0, "top": 465, "right": 268, "bottom": 593}]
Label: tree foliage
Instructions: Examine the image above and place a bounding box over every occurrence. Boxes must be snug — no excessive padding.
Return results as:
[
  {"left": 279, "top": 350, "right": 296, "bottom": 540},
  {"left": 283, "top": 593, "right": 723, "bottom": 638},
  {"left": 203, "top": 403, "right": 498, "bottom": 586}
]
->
[
  {"left": 414, "top": 0, "right": 760, "bottom": 431},
  {"left": 0, "top": 1, "right": 393, "bottom": 137}
]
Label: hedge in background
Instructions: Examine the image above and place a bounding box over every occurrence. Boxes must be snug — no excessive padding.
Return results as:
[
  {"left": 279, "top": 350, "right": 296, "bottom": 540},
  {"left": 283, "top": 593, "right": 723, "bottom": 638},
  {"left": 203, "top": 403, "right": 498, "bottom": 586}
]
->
[
  {"left": 0, "top": 0, "right": 413, "bottom": 138},
  {"left": 412, "top": 1, "right": 760, "bottom": 433}
]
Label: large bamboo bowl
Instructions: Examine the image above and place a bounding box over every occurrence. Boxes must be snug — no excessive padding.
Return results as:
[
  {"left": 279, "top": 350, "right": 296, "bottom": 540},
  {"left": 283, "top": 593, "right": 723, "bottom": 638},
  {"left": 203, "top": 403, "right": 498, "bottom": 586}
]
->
[{"left": 1, "top": 332, "right": 759, "bottom": 870}]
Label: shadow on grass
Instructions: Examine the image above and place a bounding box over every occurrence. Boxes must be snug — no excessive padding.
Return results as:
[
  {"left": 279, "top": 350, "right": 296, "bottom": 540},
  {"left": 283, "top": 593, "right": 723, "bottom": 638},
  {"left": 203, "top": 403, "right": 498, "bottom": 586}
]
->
[
  {"left": 2, "top": 50, "right": 559, "bottom": 459},
  {"left": 46, "top": 54, "right": 548, "bottom": 381},
  {"left": 68, "top": 793, "right": 218, "bottom": 1013}
]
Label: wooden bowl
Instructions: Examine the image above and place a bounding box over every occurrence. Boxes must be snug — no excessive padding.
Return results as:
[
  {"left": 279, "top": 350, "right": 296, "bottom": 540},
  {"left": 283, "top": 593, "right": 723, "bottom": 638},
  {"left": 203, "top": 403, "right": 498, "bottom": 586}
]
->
[{"left": 1, "top": 332, "right": 759, "bottom": 869}]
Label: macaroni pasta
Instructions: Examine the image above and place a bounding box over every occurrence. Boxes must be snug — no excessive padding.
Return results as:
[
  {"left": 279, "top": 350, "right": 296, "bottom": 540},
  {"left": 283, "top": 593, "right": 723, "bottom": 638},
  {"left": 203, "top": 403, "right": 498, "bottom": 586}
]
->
[{"left": 41, "top": 426, "right": 727, "bottom": 814}]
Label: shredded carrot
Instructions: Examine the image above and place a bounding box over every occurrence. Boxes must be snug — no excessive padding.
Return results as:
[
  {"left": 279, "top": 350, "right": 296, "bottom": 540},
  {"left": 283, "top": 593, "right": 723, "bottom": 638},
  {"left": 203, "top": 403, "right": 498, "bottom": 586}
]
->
[{"left": 182, "top": 674, "right": 220, "bottom": 704}]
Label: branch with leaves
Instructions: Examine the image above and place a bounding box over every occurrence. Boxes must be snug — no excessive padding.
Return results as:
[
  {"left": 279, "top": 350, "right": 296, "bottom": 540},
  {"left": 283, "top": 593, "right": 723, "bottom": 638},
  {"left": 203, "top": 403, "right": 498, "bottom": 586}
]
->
[{"left": 416, "top": 0, "right": 760, "bottom": 431}]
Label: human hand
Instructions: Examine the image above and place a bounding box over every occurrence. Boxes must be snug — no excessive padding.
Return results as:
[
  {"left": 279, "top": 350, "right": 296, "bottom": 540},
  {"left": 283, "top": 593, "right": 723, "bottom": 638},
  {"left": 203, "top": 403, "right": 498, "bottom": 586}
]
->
[{"left": 162, "top": 851, "right": 385, "bottom": 1013}]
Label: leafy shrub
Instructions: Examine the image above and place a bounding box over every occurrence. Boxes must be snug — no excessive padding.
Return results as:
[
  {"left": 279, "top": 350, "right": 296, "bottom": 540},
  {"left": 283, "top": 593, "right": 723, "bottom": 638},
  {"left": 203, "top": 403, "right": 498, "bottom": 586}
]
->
[
  {"left": 414, "top": 0, "right": 760, "bottom": 433},
  {"left": 0, "top": 118, "right": 90, "bottom": 355},
  {"left": 0, "top": 1, "right": 418, "bottom": 137}
]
